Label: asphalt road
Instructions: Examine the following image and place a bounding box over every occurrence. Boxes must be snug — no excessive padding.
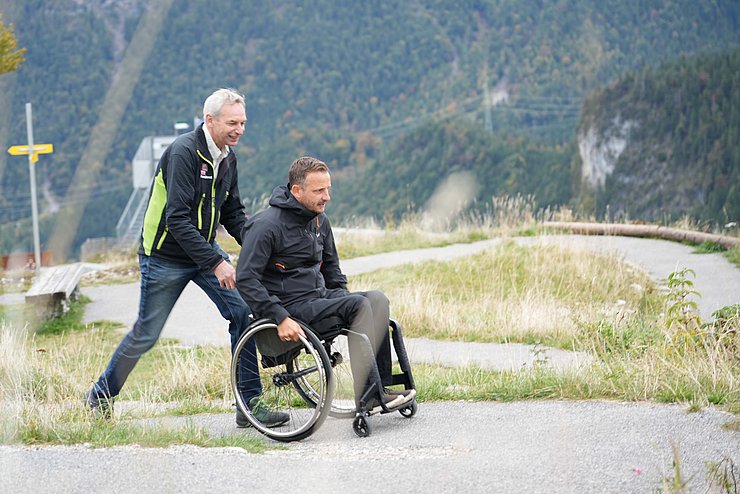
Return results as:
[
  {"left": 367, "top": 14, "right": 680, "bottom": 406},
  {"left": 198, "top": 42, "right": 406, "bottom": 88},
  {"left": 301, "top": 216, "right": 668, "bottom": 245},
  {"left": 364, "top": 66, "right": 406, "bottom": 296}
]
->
[
  {"left": 1, "top": 401, "right": 736, "bottom": 493},
  {"left": 2, "top": 234, "right": 739, "bottom": 493}
]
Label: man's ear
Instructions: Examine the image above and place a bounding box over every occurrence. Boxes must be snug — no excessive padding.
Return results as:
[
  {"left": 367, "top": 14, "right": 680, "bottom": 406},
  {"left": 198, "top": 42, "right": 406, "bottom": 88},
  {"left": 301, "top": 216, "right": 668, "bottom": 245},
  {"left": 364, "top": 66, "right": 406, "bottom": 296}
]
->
[{"left": 290, "top": 183, "right": 301, "bottom": 196}]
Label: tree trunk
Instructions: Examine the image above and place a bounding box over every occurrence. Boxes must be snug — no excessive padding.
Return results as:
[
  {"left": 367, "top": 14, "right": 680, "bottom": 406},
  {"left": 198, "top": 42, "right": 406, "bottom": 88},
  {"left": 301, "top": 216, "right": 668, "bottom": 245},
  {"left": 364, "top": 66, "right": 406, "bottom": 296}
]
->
[{"left": 543, "top": 222, "right": 739, "bottom": 249}]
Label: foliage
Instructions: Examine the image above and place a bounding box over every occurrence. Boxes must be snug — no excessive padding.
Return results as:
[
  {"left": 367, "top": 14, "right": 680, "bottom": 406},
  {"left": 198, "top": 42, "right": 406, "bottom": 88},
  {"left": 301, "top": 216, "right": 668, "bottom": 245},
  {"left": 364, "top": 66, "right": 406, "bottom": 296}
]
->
[
  {"left": 702, "top": 304, "right": 740, "bottom": 356},
  {"left": 664, "top": 268, "right": 701, "bottom": 334},
  {"left": 330, "top": 119, "right": 574, "bottom": 222},
  {"left": 36, "top": 296, "right": 94, "bottom": 335},
  {"left": 725, "top": 244, "right": 740, "bottom": 268},
  {"left": 706, "top": 457, "right": 739, "bottom": 494},
  {"left": 18, "top": 417, "right": 270, "bottom": 451},
  {"left": 691, "top": 241, "right": 725, "bottom": 254},
  {"left": 579, "top": 48, "right": 740, "bottom": 225},
  {"left": 0, "top": 13, "right": 24, "bottom": 74},
  {"left": 0, "top": 0, "right": 739, "bottom": 256}
]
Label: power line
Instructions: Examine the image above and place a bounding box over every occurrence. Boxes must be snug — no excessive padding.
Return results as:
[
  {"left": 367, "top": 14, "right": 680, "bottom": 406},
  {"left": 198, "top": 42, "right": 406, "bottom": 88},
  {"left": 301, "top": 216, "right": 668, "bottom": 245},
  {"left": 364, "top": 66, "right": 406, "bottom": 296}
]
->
[{"left": 354, "top": 91, "right": 582, "bottom": 141}]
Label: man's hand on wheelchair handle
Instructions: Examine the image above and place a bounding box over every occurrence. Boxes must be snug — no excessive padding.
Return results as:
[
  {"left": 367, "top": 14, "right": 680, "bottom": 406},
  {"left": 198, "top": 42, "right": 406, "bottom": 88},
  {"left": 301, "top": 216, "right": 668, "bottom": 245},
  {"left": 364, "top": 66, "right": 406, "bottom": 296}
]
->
[{"left": 278, "top": 317, "right": 306, "bottom": 342}]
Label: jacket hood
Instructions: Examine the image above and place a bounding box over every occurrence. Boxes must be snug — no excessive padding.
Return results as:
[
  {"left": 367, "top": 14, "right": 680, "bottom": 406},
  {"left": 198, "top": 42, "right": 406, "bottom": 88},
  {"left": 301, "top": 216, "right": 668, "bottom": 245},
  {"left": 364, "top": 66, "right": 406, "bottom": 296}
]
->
[{"left": 268, "top": 184, "right": 316, "bottom": 220}]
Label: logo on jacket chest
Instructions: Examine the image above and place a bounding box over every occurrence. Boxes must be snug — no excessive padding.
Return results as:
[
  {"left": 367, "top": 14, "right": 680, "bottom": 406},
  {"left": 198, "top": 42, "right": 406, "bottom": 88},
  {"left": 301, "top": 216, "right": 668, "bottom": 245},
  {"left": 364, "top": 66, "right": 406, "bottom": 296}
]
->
[{"left": 200, "top": 163, "right": 213, "bottom": 179}]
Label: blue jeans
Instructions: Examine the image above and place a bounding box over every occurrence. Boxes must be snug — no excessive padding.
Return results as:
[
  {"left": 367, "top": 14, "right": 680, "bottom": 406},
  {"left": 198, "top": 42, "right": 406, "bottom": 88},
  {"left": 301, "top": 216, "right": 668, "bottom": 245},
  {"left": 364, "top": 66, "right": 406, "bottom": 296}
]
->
[{"left": 91, "top": 254, "right": 260, "bottom": 401}]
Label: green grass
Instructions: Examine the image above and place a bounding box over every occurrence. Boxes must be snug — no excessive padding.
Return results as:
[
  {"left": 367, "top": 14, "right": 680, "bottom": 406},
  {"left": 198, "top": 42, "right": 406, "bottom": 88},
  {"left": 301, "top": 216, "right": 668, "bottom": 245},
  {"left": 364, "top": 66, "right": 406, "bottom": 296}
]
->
[
  {"left": 35, "top": 295, "right": 96, "bottom": 335},
  {"left": 2, "top": 216, "right": 738, "bottom": 450},
  {"left": 683, "top": 236, "right": 740, "bottom": 269},
  {"left": 0, "top": 318, "right": 272, "bottom": 451},
  {"left": 725, "top": 244, "right": 740, "bottom": 268},
  {"left": 0, "top": 303, "right": 33, "bottom": 327},
  {"left": 18, "top": 413, "right": 269, "bottom": 451},
  {"left": 691, "top": 241, "right": 725, "bottom": 254},
  {"left": 410, "top": 334, "right": 736, "bottom": 407}
]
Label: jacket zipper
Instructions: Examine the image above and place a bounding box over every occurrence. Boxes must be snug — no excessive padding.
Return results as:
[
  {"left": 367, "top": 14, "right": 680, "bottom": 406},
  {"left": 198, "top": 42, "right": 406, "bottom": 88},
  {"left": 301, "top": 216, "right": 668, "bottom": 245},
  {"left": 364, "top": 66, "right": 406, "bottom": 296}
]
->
[
  {"left": 198, "top": 193, "right": 205, "bottom": 229},
  {"left": 157, "top": 229, "right": 168, "bottom": 249},
  {"left": 208, "top": 178, "right": 216, "bottom": 241},
  {"left": 196, "top": 149, "right": 217, "bottom": 240}
]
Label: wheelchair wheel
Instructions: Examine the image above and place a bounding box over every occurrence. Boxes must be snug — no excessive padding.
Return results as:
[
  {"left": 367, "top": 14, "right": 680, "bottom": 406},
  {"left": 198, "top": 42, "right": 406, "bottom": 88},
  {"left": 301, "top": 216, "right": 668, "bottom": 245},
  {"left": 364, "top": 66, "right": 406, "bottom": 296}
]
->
[
  {"left": 290, "top": 332, "right": 356, "bottom": 418},
  {"left": 352, "top": 414, "right": 371, "bottom": 437},
  {"left": 231, "top": 320, "right": 334, "bottom": 442},
  {"left": 399, "top": 401, "right": 417, "bottom": 418}
]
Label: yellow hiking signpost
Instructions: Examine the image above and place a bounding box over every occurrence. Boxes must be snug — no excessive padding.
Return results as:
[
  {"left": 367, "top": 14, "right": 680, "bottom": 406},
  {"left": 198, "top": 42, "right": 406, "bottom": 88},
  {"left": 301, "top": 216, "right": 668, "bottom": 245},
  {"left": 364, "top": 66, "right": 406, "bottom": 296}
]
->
[
  {"left": 8, "top": 143, "right": 54, "bottom": 163},
  {"left": 6, "top": 103, "right": 53, "bottom": 272}
]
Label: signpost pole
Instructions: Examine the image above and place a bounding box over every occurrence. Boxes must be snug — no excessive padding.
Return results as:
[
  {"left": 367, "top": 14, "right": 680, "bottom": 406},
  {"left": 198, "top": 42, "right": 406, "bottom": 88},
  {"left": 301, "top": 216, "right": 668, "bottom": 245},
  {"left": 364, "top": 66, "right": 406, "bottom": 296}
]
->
[{"left": 25, "top": 102, "right": 42, "bottom": 272}]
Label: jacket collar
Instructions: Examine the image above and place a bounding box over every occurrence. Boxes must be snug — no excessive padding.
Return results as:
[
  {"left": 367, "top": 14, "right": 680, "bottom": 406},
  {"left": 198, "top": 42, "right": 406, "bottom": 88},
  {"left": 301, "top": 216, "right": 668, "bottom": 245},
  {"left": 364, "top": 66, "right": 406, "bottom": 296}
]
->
[
  {"left": 195, "top": 123, "right": 232, "bottom": 180},
  {"left": 269, "top": 184, "right": 321, "bottom": 223}
]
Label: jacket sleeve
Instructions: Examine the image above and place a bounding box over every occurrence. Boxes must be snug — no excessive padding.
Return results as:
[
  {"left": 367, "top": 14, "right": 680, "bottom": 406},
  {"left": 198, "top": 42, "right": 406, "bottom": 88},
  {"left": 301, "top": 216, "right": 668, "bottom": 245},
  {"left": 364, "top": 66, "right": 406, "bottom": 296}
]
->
[
  {"left": 164, "top": 147, "right": 223, "bottom": 272},
  {"left": 320, "top": 218, "right": 347, "bottom": 290},
  {"left": 219, "top": 161, "right": 246, "bottom": 246},
  {"left": 236, "top": 216, "right": 291, "bottom": 324}
]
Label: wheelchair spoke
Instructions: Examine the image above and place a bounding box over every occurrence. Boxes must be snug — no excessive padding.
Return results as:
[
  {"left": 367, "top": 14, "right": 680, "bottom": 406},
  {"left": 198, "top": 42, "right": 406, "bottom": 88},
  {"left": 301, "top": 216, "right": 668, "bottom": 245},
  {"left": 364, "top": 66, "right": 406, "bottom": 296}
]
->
[{"left": 231, "top": 320, "right": 333, "bottom": 442}]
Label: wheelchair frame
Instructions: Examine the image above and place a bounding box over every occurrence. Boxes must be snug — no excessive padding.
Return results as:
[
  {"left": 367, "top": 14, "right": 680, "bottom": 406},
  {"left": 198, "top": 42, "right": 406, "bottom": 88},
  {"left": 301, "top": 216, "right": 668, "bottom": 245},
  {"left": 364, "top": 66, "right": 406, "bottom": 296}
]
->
[{"left": 230, "top": 317, "right": 417, "bottom": 442}]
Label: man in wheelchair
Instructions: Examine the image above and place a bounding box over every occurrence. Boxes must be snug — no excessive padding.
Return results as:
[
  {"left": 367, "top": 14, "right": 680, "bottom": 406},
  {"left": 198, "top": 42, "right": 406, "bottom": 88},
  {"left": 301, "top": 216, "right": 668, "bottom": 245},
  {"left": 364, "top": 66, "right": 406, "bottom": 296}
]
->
[{"left": 235, "top": 156, "right": 415, "bottom": 426}]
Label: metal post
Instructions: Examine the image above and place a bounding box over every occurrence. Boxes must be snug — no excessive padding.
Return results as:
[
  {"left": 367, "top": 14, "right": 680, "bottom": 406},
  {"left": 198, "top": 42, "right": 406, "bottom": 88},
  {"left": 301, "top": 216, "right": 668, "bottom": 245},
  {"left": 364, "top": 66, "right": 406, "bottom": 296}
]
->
[{"left": 25, "top": 102, "right": 42, "bottom": 272}]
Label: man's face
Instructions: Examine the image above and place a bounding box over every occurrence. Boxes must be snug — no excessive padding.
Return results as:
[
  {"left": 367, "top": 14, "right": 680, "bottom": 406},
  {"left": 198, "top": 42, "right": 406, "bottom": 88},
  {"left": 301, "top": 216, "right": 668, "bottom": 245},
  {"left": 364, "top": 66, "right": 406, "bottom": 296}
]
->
[
  {"left": 291, "top": 171, "right": 331, "bottom": 214},
  {"left": 205, "top": 102, "right": 246, "bottom": 149}
]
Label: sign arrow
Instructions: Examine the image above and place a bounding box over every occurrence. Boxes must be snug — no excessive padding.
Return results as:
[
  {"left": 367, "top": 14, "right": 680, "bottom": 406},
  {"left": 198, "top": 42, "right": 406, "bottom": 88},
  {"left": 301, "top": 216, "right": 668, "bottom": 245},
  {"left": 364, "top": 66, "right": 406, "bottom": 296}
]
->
[{"left": 8, "top": 143, "right": 54, "bottom": 163}]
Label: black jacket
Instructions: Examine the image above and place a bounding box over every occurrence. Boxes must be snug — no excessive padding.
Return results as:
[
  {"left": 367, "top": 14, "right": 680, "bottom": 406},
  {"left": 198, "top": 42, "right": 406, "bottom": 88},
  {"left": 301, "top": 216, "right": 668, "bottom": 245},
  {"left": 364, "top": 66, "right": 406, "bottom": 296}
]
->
[
  {"left": 138, "top": 124, "right": 246, "bottom": 271},
  {"left": 236, "top": 185, "right": 347, "bottom": 324}
]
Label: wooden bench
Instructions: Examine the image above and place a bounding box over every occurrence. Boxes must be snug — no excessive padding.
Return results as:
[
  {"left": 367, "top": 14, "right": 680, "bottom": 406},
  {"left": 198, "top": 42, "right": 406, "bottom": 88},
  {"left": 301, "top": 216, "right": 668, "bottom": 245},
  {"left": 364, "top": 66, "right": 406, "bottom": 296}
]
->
[{"left": 25, "top": 263, "right": 86, "bottom": 318}]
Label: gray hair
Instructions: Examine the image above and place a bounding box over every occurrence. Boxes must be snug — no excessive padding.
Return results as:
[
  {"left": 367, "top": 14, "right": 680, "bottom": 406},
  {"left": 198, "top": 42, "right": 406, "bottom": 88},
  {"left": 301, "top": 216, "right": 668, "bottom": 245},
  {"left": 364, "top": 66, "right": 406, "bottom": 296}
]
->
[
  {"left": 289, "top": 156, "right": 330, "bottom": 187},
  {"left": 203, "top": 88, "right": 245, "bottom": 118}
]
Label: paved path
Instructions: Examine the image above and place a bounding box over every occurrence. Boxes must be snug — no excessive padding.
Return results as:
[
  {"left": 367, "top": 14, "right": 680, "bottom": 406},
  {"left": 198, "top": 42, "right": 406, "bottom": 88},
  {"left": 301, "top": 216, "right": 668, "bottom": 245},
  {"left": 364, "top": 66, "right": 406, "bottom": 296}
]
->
[
  {"left": 3, "top": 234, "right": 739, "bottom": 493},
  {"left": 1, "top": 401, "right": 736, "bottom": 493}
]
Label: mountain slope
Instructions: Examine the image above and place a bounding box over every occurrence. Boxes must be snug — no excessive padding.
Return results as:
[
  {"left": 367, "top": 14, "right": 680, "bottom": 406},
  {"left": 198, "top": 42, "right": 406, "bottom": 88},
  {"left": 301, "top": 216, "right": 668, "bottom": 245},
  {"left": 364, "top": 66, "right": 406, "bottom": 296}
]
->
[
  {"left": 0, "top": 0, "right": 738, "bottom": 256},
  {"left": 577, "top": 48, "right": 740, "bottom": 223}
]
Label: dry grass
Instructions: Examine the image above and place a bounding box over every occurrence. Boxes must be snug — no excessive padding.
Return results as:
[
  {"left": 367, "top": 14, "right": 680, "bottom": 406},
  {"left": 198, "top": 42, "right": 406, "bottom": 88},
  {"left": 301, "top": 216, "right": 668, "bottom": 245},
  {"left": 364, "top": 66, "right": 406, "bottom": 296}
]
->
[
  {"left": 1, "top": 201, "right": 737, "bottom": 449},
  {"left": 350, "top": 240, "right": 657, "bottom": 348},
  {"left": 0, "top": 320, "right": 248, "bottom": 448},
  {"left": 80, "top": 259, "right": 140, "bottom": 287}
]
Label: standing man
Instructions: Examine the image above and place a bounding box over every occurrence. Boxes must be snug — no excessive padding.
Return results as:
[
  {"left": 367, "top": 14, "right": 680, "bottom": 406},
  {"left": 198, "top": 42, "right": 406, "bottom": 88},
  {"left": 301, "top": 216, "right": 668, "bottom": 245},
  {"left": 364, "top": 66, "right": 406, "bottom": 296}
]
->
[
  {"left": 85, "top": 88, "right": 288, "bottom": 428},
  {"left": 236, "top": 156, "right": 415, "bottom": 411}
]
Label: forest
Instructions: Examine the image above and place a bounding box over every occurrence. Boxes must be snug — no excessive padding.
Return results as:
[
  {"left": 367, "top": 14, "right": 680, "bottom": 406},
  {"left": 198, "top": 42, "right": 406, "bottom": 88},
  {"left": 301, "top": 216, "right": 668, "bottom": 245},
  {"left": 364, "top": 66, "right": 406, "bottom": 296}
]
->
[
  {"left": 577, "top": 48, "right": 740, "bottom": 224},
  {"left": 0, "top": 0, "right": 738, "bottom": 256}
]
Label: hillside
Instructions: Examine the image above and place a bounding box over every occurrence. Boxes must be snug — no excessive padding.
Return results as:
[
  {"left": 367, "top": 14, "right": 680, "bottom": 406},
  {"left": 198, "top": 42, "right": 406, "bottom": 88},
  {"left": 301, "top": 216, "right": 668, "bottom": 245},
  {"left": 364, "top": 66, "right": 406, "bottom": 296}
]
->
[
  {"left": 0, "top": 0, "right": 738, "bottom": 257},
  {"left": 577, "top": 48, "right": 740, "bottom": 224},
  {"left": 328, "top": 119, "right": 574, "bottom": 223}
]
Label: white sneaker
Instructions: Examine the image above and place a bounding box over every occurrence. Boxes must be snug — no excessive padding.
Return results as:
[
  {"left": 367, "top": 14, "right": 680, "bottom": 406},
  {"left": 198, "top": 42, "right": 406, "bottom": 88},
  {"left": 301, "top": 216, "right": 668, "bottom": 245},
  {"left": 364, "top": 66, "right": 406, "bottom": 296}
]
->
[{"left": 367, "top": 390, "right": 412, "bottom": 413}]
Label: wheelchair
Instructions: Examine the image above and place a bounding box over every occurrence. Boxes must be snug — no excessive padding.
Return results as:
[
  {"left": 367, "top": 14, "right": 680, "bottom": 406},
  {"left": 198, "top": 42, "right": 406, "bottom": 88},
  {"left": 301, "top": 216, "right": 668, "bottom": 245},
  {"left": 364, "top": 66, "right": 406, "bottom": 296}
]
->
[{"left": 230, "top": 316, "right": 417, "bottom": 442}]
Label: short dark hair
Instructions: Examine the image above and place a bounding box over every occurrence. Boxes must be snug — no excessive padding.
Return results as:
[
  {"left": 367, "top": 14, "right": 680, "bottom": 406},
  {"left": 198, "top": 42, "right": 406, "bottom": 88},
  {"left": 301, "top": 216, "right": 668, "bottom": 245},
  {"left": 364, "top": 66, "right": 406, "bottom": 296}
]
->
[{"left": 289, "top": 156, "right": 330, "bottom": 187}]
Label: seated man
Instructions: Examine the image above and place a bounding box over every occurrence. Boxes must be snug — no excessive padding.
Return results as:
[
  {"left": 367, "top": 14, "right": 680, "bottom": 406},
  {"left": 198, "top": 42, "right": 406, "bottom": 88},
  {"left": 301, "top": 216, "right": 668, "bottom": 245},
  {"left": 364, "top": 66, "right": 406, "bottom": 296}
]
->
[{"left": 236, "top": 156, "right": 415, "bottom": 412}]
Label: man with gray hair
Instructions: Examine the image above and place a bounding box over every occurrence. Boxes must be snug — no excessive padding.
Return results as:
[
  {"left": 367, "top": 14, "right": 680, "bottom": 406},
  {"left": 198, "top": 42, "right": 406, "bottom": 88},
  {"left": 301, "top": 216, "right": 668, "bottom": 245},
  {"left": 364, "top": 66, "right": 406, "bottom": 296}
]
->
[
  {"left": 236, "top": 156, "right": 415, "bottom": 413},
  {"left": 85, "top": 88, "right": 288, "bottom": 428}
]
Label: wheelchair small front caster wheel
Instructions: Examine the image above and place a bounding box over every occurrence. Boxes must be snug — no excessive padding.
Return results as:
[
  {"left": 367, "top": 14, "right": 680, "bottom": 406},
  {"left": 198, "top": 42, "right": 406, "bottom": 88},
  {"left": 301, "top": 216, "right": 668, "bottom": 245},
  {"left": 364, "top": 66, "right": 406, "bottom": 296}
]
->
[
  {"left": 353, "top": 415, "right": 371, "bottom": 437},
  {"left": 399, "top": 400, "right": 417, "bottom": 418}
]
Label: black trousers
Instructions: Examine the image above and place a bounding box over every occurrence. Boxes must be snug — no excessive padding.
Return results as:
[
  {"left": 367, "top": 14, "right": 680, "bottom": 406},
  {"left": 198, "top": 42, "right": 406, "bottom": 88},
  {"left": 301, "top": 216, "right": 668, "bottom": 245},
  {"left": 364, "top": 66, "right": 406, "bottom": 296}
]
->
[{"left": 286, "top": 290, "right": 392, "bottom": 402}]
